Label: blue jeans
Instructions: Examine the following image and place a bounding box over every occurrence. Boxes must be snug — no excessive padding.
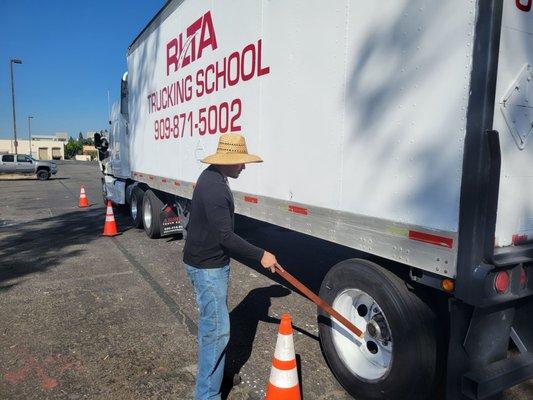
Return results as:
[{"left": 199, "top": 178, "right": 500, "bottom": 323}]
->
[{"left": 186, "top": 264, "right": 230, "bottom": 400}]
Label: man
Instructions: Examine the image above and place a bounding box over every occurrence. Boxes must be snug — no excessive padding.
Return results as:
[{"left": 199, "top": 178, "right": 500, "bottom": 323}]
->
[{"left": 183, "top": 133, "right": 281, "bottom": 400}]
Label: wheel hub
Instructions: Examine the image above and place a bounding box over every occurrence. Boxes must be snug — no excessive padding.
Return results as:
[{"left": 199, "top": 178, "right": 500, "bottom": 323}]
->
[{"left": 366, "top": 314, "right": 390, "bottom": 343}]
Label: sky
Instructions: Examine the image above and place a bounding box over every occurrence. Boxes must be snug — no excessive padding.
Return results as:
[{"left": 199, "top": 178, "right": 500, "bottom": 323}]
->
[{"left": 0, "top": 0, "right": 165, "bottom": 140}]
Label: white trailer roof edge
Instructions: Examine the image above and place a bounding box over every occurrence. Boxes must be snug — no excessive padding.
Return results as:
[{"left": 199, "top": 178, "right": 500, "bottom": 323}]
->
[{"left": 128, "top": 0, "right": 185, "bottom": 56}]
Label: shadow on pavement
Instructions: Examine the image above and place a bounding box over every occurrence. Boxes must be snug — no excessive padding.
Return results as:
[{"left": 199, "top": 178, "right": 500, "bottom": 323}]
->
[
  {"left": 0, "top": 177, "right": 70, "bottom": 182},
  {"left": 0, "top": 207, "right": 129, "bottom": 290},
  {"left": 223, "top": 284, "right": 317, "bottom": 399}
]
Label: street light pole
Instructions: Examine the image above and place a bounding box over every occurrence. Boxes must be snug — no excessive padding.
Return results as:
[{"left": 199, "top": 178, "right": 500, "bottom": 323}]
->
[
  {"left": 28, "top": 116, "right": 33, "bottom": 157},
  {"left": 10, "top": 58, "right": 23, "bottom": 156}
]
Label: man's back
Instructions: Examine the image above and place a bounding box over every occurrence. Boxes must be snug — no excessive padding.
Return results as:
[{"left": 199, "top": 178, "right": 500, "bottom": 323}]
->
[{"left": 183, "top": 165, "right": 262, "bottom": 268}]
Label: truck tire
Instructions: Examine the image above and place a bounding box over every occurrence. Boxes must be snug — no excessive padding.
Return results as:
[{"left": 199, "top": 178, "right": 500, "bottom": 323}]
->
[
  {"left": 142, "top": 189, "right": 162, "bottom": 239},
  {"left": 130, "top": 186, "right": 144, "bottom": 229},
  {"left": 36, "top": 169, "right": 50, "bottom": 180},
  {"left": 318, "top": 259, "right": 438, "bottom": 400}
]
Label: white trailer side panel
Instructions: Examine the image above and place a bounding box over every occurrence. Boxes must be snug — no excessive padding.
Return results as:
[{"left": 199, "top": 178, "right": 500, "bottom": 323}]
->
[
  {"left": 493, "top": 1, "right": 533, "bottom": 246},
  {"left": 340, "top": 1, "right": 475, "bottom": 232},
  {"left": 128, "top": 0, "right": 476, "bottom": 234}
]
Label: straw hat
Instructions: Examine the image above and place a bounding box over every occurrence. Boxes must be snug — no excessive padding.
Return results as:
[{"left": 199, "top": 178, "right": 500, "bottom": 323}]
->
[{"left": 201, "top": 133, "right": 263, "bottom": 165}]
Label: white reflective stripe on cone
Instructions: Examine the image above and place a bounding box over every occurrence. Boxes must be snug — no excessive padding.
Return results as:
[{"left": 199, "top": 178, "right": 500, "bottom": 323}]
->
[
  {"left": 274, "top": 334, "right": 295, "bottom": 361},
  {"left": 269, "top": 366, "right": 298, "bottom": 389},
  {"left": 105, "top": 216, "right": 115, "bottom": 222},
  {"left": 81, "top": 188, "right": 86, "bottom": 194}
]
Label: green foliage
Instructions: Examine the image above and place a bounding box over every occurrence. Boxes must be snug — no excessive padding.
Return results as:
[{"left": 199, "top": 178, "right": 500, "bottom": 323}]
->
[
  {"left": 64, "top": 137, "right": 83, "bottom": 159},
  {"left": 65, "top": 130, "right": 107, "bottom": 159}
]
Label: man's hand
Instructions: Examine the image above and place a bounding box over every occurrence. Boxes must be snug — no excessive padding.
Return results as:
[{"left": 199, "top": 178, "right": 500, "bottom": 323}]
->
[{"left": 261, "top": 250, "right": 284, "bottom": 273}]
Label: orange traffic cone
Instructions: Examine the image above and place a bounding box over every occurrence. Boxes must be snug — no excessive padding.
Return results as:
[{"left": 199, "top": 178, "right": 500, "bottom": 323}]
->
[
  {"left": 102, "top": 201, "right": 118, "bottom": 237},
  {"left": 78, "top": 186, "right": 89, "bottom": 208},
  {"left": 265, "top": 314, "right": 301, "bottom": 400}
]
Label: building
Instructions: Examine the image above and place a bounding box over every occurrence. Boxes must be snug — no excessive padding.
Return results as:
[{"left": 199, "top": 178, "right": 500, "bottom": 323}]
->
[
  {"left": 82, "top": 145, "right": 97, "bottom": 160},
  {"left": 0, "top": 134, "right": 66, "bottom": 160}
]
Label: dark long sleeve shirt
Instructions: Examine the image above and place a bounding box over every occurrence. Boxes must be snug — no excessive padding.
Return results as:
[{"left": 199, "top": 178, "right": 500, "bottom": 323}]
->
[{"left": 183, "top": 165, "right": 264, "bottom": 268}]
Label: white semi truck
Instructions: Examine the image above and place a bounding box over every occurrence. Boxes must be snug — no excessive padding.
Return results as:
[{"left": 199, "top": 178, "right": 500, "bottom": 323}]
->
[{"left": 96, "top": 1, "right": 533, "bottom": 399}]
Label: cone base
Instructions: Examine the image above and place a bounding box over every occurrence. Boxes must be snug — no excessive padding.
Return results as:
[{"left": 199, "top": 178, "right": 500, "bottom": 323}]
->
[
  {"left": 265, "top": 382, "right": 301, "bottom": 400},
  {"left": 102, "top": 231, "right": 118, "bottom": 237}
]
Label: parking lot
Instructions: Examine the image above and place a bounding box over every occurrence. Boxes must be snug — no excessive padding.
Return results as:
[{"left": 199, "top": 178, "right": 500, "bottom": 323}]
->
[{"left": 0, "top": 162, "right": 531, "bottom": 400}]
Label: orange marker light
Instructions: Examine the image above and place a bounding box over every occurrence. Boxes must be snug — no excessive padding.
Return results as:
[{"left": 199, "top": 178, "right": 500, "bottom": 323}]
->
[{"left": 441, "top": 278, "right": 455, "bottom": 292}]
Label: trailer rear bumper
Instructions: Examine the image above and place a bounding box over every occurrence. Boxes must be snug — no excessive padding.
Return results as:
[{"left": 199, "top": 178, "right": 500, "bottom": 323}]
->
[
  {"left": 447, "top": 296, "right": 533, "bottom": 400},
  {"left": 461, "top": 352, "right": 533, "bottom": 399}
]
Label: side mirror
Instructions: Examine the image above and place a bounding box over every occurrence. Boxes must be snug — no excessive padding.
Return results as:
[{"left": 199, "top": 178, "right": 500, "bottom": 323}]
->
[{"left": 94, "top": 133, "right": 102, "bottom": 148}]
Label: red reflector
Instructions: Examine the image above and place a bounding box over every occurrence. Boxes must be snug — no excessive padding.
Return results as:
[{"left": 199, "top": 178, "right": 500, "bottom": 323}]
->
[
  {"left": 408, "top": 231, "right": 453, "bottom": 249},
  {"left": 149, "top": 176, "right": 154, "bottom": 180},
  {"left": 288, "top": 205, "right": 308, "bottom": 215},
  {"left": 162, "top": 179, "right": 167, "bottom": 183},
  {"left": 244, "top": 196, "right": 258, "bottom": 204},
  {"left": 494, "top": 271, "right": 510, "bottom": 294},
  {"left": 512, "top": 234, "right": 528, "bottom": 245}
]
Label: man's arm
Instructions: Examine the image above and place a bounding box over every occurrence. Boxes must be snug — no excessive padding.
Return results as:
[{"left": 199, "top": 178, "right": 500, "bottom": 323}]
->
[{"left": 204, "top": 186, "right": 264, "bottom": 261}]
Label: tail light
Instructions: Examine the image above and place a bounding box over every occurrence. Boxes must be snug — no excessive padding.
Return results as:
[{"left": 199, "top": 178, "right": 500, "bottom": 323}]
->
[{"left": 494, "top": 271, "right": 510, "bottom": 294}]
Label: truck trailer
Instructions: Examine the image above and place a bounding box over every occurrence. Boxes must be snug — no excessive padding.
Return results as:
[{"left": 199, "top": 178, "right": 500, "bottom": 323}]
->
[{"left": 97, "top": 1, "right": 533, "bottom": 399}]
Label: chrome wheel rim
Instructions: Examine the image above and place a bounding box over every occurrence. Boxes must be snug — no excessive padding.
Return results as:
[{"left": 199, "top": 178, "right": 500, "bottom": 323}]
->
[
  {"left": 331, "top": 289, "right": 393, "bottom": 381},
  {"left": 143, "top": 198, "right": 152, "bottom": 229},
  {"left": 131, "top": 196, "right": 138, "bottom": 220}
]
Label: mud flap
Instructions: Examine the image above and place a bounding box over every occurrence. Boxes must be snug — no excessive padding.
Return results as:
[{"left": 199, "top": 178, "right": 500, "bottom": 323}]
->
[{"left": 159, "top": 204, "right": 183, "bottom": 236}]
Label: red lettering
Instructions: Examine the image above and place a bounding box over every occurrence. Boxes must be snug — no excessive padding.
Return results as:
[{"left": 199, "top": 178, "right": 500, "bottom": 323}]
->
[
  {"left": 516, "top": 0, "right": 532, "bottom": 11},
  {"left": 166, "top": 38, "right": 179, "bottom": 76},
  {"left": 228, "top": 51, "right": 240, "bottom": 86},
  {"left": 196, "top": 69, "right": 205, "bottom": 97},
  {"left": 185, "top": 16, "right": 203, "bottom": 66},
  {"left": 257, "top": 39, "right": 270, "bottom": 76},
  {"left": 148, "top": 94, "right": 154, "bottom": 114},
  {"left": 241, "top": 43, "right": 256, "bottom": 81},
  {"left": 177, "top": 78, "right": 186, "bottom": 103},
  {"left": 184, "top": 75, "right": 193, "bottom": 101},
  {"left": 198, "top": 11, "right": 218, "bottom": 58},
  {"left": 162, "top": 87, "right": 168, "bottom": 109},
  {"left": 205, "top": 64, "right": 215, "bottom": 94},
  {"left": 165, "top": 11, "right": 218, "bottom": 76},
  {"left": 216, "top": 57, "right": 227, "bottom": 91}
]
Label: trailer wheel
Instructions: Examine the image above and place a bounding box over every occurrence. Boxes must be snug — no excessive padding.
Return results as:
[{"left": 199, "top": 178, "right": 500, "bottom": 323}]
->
[
  {"left": 142, "top": 189, "right": 162, "bottom": 239},
  {"left": 318, "top": 259, "right": 438, "bottom": 400},
  {"left": 130, "top": 186, "right": 144, "bottom": 229}
]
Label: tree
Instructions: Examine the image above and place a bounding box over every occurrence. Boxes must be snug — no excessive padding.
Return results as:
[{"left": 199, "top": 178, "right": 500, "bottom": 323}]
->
[
  {"left": 65, "top": 137, "right": 83, "bottom": 159},
  {"left": 78, "top": 132, "right": 84, "bottom": 143}
]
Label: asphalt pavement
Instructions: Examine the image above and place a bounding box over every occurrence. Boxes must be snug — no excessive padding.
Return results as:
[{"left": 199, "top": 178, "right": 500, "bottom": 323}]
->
[{"left": 0, "top": 161, "right": 531, "bottom": 399}]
